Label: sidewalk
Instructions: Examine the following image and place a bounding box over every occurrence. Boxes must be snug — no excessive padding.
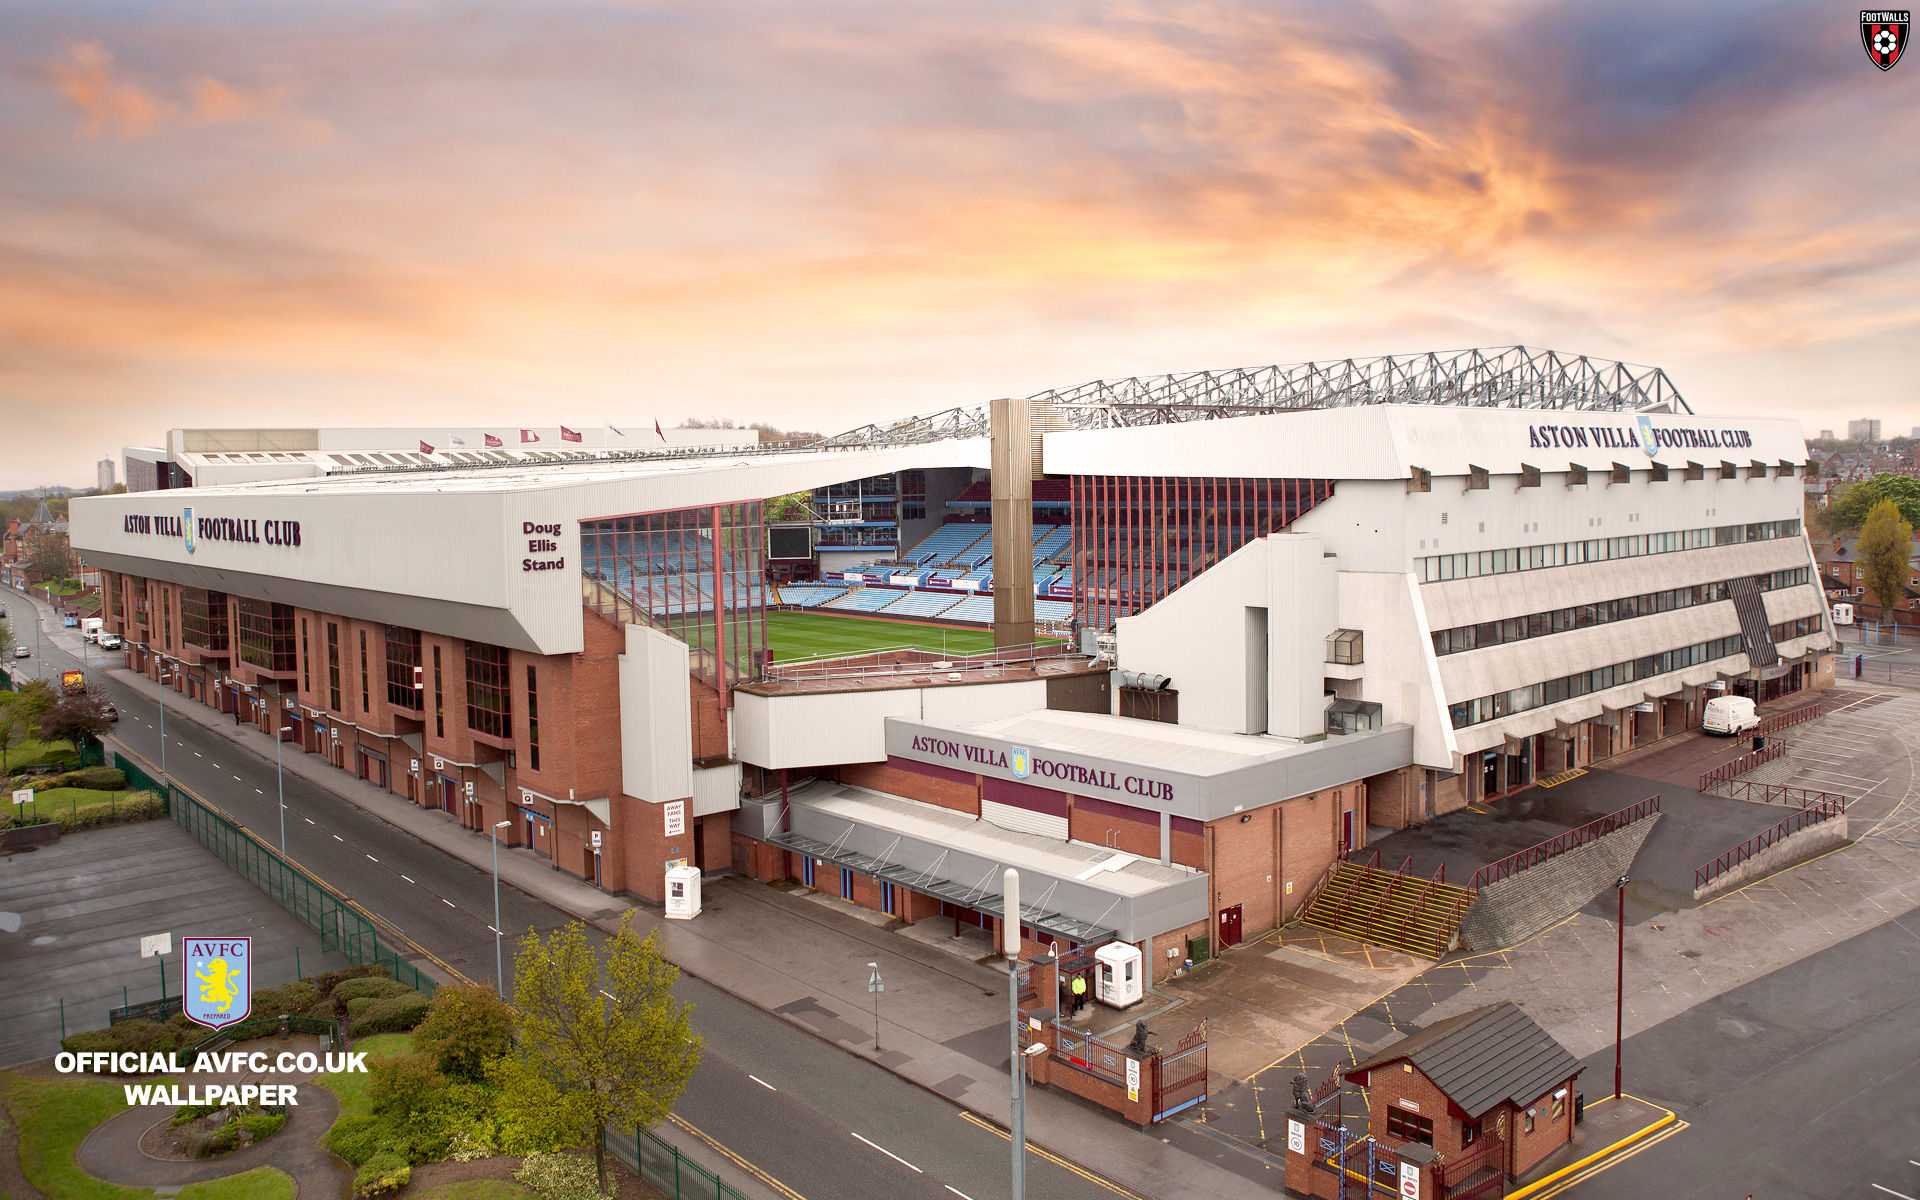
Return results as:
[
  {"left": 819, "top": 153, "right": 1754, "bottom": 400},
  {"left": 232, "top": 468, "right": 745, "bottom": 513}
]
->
[{"left": 52, "top": 602, "right": 1280, "bottom": 1199}]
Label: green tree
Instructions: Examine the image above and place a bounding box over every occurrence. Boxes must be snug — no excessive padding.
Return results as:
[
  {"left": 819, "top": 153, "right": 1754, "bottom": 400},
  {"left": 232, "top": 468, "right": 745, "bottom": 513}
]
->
[
  {"left": 494, "top": 916, "right": 701, "bottom": 1197},
  {"left": 29, "top": 530, "right": 75, "bottom": 584},
  {"left": 11, "top": 679, "right": 55, "bottom": 727},
  {"left": 0, "top": 697, "right": 23, "bottom": 772},
  {"left": 1858, "top": 499, "right": 1915, "bottom": 616},
  {"left": 764, "top": 491, "right": 814, "bottom": 522},
  {"left": 37, "top": 690, "right": 111, "bottom": 745},
  {"left": 411, "top": 981, "right": 518, "bottom": 1082},
  {"left": 1833, "top": 473, "right": 1920, "bottom": 532}
]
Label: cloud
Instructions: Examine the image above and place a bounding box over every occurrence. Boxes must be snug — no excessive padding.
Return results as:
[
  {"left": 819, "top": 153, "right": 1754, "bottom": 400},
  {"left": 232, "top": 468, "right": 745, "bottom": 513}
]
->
[
  {"left": 190, "top": 77, "right": 288, "bottom": 124},
  {"left": 46, "top": 40, "right": 166, "bottom": 140}
]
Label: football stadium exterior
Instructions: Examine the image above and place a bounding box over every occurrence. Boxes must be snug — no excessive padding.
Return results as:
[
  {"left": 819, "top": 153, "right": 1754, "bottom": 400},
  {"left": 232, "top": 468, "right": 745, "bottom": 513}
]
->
[{"left": 71, "top": 348, "right": 1833, "bottom": 980}]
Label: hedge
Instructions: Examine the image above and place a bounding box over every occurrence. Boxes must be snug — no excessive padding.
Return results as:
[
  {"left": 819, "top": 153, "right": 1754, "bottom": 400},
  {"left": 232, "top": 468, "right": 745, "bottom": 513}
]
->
[{"left": 348, "top": 993, "right": 431, "bottom": 1038}]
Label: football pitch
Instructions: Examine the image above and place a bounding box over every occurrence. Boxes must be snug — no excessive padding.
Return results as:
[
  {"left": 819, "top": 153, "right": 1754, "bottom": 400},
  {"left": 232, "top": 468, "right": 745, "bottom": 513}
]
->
[{"left": 766, "top": 610, "right": 1058, "bottom": 661}]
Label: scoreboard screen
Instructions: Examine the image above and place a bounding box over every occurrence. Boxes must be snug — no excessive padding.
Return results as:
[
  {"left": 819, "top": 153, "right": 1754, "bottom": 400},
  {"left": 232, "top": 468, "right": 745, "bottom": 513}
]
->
[{"left": 767, "top": 525, "right": 812, "bottom": 560}]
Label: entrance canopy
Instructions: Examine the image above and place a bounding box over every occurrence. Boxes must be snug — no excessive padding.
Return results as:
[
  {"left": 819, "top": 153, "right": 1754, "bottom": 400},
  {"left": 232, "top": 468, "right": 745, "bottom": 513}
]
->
[{"left": 736, "top": 781, "right": 1209, "bottom": 945}]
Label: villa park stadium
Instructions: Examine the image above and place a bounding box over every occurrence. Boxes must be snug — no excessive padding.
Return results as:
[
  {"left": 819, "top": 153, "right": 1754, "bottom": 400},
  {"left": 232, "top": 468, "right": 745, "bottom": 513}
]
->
[{"left": 69, "top": 346, "right": 1833, "bottom": 981}]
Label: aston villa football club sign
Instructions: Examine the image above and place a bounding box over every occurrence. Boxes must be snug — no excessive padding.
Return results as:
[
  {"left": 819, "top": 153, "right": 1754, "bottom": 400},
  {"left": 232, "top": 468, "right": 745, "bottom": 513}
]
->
[{"left": 1862, "top": 10, "right": 1909, "bottom": 70}]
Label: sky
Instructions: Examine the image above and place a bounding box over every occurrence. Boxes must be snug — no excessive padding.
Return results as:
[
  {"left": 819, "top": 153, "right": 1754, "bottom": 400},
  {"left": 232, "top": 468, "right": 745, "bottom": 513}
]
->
[{"left": 0, "top": 0, "right": 1916, "bottom": 490}]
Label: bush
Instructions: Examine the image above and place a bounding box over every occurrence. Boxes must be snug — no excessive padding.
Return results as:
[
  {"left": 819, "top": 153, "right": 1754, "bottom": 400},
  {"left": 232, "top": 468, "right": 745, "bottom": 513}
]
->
[
  {"left": 238, "top": 1110, "right": 288, "bottom": 1142},
  {"left": 60, "top": 1015, "right": 198, "bottom": 1057},
  {"left": 194, "top": 1123, "right": 243, "bottom": 1158},
  {"left": 345, "top": 997, "right": 376, "bottom": 1024},
  {"left": 172, "top": 1102, "right": 221, "bottom": 1127},
  {"left": 306, "top": 964, "right": 387, "bottom": 999},
  {"left": 353, "top": 1150, "right": 411, "bottom": 1198},
  {"left": 325, "top": 1114, "right": 398, "bottom": 1166},
  {"left": 349, "top": 992, "right": 431, "bottom": 1037},
  {"left": 515, "top": 1152, "right": 611, "bottom": 1200},
  {"left": 411, "top": 982, "right": 517, "bottom": 1082},
  {"left": 250, "top": 980, "right": 319, "bottom": 1017},
  {"left": 51, "top": 766, "right": 125, "bottom": 790},
  {"left": 368, "top": 1053, "right": 445, "bottom": 1123},
  {"left": 306, "top": 997, "right": 342, "bottom": 1022},
  {"left": 333, "top": 976, "right": 411, "bottom": 1004}
]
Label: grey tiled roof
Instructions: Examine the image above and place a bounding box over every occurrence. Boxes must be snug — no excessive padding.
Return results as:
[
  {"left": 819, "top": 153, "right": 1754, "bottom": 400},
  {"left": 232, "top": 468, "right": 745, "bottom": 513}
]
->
[{"left": 1351, "top": 1002, "right": 1583, "bottom": 1120}]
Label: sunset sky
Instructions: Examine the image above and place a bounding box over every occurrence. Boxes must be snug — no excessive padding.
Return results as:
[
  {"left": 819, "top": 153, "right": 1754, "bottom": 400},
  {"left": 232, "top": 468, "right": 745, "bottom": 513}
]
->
[{"left": 1, "top": 1, "right": 1916, "bottom": 490}]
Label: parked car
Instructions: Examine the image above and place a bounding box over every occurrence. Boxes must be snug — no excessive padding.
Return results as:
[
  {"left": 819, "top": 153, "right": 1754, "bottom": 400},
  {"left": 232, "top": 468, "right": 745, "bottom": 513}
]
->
[
  {"left": 98, "top": 632, "right": 123, "bottom": 650},
  {"left": 1703, "top": 695, "right": 1760, "bottom": 736},
  {"left": 12, "top": 646, "right": 27, "bottom": 659},
  {"left": 101, "top": 702, "right": 118, "bottom": 723}
]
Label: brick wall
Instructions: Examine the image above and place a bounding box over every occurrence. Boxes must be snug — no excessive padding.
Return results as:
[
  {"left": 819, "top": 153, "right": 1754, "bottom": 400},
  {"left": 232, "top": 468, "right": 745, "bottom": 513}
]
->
[
  {"left": 1150, "top": 918, "right": 1210, "bottom": 984},
  {"left": 1365, "top": 1063, "right": 1475, "bottom": 1160},
  {"left": 1509, "top": 1082, "right": 1577, "bottom": 1176},
  {"left": 840, "top": 759, "right": 980, "bottom": 814},
  {"left": 1368, "top": 767, "right": 1411, "bottom": 830}
]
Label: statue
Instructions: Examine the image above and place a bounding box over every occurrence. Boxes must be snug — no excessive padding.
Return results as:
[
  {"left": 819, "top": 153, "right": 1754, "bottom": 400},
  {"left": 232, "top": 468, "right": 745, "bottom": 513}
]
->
[
  {"left": 1128, "top": 1020, "right": 1151, "bottom": 1055},
  {"left": 1291, "top": 1072, "right": 1315, "bottom": 1111}
]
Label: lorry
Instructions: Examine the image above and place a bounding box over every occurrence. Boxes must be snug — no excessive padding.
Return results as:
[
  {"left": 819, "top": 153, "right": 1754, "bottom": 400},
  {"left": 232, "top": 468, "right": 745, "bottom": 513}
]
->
[
  {"left": 61, "top": 669, "right": 86, "bottom": 695},
  {"left": 82, "top": 617, "right": 104, "bottom": 643}
]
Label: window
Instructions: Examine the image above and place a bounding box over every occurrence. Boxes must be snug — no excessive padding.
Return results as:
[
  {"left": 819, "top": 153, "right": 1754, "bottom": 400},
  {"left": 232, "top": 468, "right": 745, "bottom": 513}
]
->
[
  {"left": 385, "top": 626, "right": 423, "bottom": 710},
  {"left": 236, "top": 599, "right": 297, "bottom": 673},
  {"left": 161, "top": 588, "right": 173, "bottom": 651},
  {"left": 1524, "top": 1111, "right": 1536, "bottom": 1134},
  {"left": 526, "top": 665, "right": 541, "bottom": 772},
  {"left": 359, "top": 630, "right": 369, "bottom": 713},
  {"left": 301, "top": 617, "right": 310, "bottom": 692},
  {"left": 433, "top": 645, "right": 444, "bottom": 738},
  {"left": 1461, "top": 1119, "right": 1482, "bottom": 1146},
  {"left": 326, "top": 623, "right": 342, "bottom": 711},
  {"left": 179, "top": 588, "right": 229, "bottom": 651},
  {"left": 1429, "top": 567, "right": 1810, "bottom": 656},
  {"left": 1419, "top": 518, "right": 1803, "bottom": 583},
  {"left": 1551, "top": 1091, "right": 1566, "bottom": 1119},
  {"left": 1386, "top": 1107, "right": 1434, "bottom": 1146},
  {"left": 465, "top": 641, "right": 512, "bottom": 739},
  {"left": 1326, "top": 629, "right": 1363, "bottom": 664}
]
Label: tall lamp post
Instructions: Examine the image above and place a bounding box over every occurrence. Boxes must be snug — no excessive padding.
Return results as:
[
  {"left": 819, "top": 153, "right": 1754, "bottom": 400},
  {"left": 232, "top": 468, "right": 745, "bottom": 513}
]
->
[
  {"left": 491, "top": 820, "right": 512, "bottom": 992},
  {"left": 1004, "top": 868, "right": 1027, "bottom": 1200},
  {"left": 276, "top": 725, "right": 292, "bottom": 856},
  {"left": 156, "top": 661, "right": 171, "bottom": 788},
  {"left": 1614, "top": 874, "right": 1629, "bottom": 1100}
]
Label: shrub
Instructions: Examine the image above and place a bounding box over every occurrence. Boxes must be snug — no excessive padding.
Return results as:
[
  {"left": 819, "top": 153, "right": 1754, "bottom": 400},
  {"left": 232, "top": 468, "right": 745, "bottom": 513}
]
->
[
  {"left": 368, "top": 1053, "right": 445, "bottom": 1123},
  {"left": 60, "top": 1017, "right": 197, "bottom": 1057},
  {"left": 345, "top": 997, "right": 376, "bottom": 1023},
  {"left": 306, "top": 998, "right": 342, "bottom": 1022},
  {"left": 251, "top": 980, "right": 319, "bottom": 1017},
  {"left": 55, "top": 766, "right": 125, "bottom": 789},
  {"left": 447, "top": 1127, "right": 495, "bottom": 1162},
  {"left": 325, "top": 1114, "right": 396, "bottom": 1166},
  {"left": 353, "top": 1151, "right": 411, "bottom": 1198},
  {"left": 171, "top": 1102, "right": 221, "bottom": 1127},
  {"left": 238, "top": 1110, "right": 288, "bottom": 1142},
  {"left": 349, "top": 992, "right": 430, "bottom": 1037},
  {"left": 58, "top": 1029, "right": 121, "bottom": 1055},
  {"left": 306, "top": 964, "right": 387, "bottom": 999},
  {"left": 331, "top": 976, "right": 409, "bottom": 1004},
  {"left": 411, "top": 982, "right": 517, "bottom": 1082},
  {"left": 194, "top": 1123, "right": 242, "bottom": 1158},
  {"left": 514, "top": 1152, "right": 611, "bottom": 1200}
]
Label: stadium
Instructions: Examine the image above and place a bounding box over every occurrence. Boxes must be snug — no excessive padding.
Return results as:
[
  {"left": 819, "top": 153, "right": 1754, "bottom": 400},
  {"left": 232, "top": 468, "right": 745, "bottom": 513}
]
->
[{"left": 70, "top": 346, "right": 1834, "bottom": 981}]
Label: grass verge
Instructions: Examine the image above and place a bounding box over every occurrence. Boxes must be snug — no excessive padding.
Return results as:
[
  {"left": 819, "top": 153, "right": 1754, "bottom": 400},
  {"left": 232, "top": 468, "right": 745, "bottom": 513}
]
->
[
  {"left": 0, "top": 1073, "right": 157, "bottom": 1200},
  {"left": 313, "top": 1032, "right": 413, "bottom": 1122},
  {"left": 416, "top": 1182, "right": 539, "bottom": 1199},
  {"left": 176, "top": 1166, "right": 296, "bottom": 1200}
]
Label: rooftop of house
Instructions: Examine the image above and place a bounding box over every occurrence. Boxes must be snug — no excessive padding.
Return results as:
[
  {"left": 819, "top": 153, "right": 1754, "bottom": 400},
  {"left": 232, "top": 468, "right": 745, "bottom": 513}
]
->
[{"left": 1348, "top": 1001, "right": 1584, "bottom": 1121}]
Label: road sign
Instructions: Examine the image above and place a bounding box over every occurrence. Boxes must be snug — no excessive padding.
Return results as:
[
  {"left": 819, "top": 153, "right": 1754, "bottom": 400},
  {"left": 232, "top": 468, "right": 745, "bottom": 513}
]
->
[
  {"left": 464, "top": 780, "right": 475, "bottom": 796},
  {"left": 590, "top": 830, "right": 601, "bottom": 849},
  {"left": 410, "top": 759, "right": 419, "bottom": 773},
  {"left": 433, "top": 756, "right": 445, "bottom": 771},
  {"left": 868, "top": 963, "right": 884, "bottom": 994},
  {"left": 140, "top": 932, "right": 172, "bottom": 959}
]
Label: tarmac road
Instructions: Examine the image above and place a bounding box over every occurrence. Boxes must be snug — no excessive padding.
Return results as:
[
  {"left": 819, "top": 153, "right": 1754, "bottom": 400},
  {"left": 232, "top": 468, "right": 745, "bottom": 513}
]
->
[{"left": 6, "top": 590, "right": 1130, "bottom": 1200}]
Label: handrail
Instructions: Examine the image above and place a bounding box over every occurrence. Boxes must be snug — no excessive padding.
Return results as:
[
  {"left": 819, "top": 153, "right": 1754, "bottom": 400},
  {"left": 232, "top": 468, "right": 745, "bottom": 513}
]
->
[
  {"left": 1330, "top": 849, "right": 1382, "bottom": 920},
  {"left": 1469, "top": 795, "right": 1661, "bottom": 890},
  {"left": 1698, "top": 740, "right": 1788, "bottom": 793},
  {"left": 1354, "top": 855, "right": 1414, "bottom": 930},
  {"left": 1707, "top": 781, "right": 1846, "bottom": 810},
  {"left": 1695, "top": 797, "right": 1845, "bottom": 890},
  {"left": 1755, "top": 701, "right": 1828, "bottom": 738},
  {"left": 1400, "top": 862, "right": 1449, "bottom": 944},
  {"left": 1439, "top": 1133, "right": 1500, "bottom": 1186}
]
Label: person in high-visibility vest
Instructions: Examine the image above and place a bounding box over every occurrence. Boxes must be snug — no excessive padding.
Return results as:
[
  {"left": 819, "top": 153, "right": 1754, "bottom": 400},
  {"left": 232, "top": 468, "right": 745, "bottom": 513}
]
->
[{"left": 1070, "top": 973, "right": 1087, "bottom": 1014}]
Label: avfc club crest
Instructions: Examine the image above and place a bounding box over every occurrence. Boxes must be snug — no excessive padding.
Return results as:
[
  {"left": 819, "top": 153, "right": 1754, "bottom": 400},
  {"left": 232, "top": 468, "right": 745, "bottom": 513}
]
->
[
  {"left": 1634, "top": 413, "right": 1659, "bottom": 458},
  {"left": 182, "top": 506, "right": 195, "bottom": 554},
  {"left": 1011, "top": 747, "right": 1031, "bottom": 780},
  {"left": 184, "top": 937, "right": 252, "bottom": 1030},
  {"left": 1863, "top": 10, "right": 1909, "bottom": 70}
]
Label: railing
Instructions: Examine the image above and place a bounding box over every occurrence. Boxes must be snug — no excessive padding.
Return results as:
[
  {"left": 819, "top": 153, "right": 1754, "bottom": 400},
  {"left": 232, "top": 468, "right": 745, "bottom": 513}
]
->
[
  {"left": 605, "top": 1123, "right": 748, "bottom": 1200},
  {"left": 1438, "top": 1132, "right": 1500, "bottom": 1187},
  {"left": 1756, "top": 701, "right": 1828, "bottom": 738},
  {"left": 1399, "top": 863, "right": 1450, "bottom": 944},
  {"left": 1469, "top": 795, "right": 1661, "bottom": 890},
  {"left": 1358, "top": 856, "right": 1415, "bottom": 927},
  {"left": 756, "top": 638, "right": 1078, "bottom": 684},
  {"left": 1695, "top": 798, "right": 1846, "bottom": 890},
  {"left": 1698, "top": 741, "right": 1788, "bottom": 792},
  {"left": 1330, "top": 849, "right": 1382, "bottom": 921},
  {"left": 1711, "top": 781, "right": 1845, "bottom": 809}
]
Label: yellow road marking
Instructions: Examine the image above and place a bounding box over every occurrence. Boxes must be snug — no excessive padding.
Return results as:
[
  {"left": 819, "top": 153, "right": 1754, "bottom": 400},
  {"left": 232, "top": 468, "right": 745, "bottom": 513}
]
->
[
  {"left": 1537, "top": 768, "right": 1588, "bottom": 789},
  {"left": 670, "top": 1113, "right": 809, "bottom": 1200},
  {"left": 960, "top": 1111, "right": 1152, "bottom": 1199},
  {"left": 1503, "top": 1094, "right": 1681, "bottom": 1200},
  {"left": 1526, "top": 1117, "right": 1688, "bottom": 1197}
]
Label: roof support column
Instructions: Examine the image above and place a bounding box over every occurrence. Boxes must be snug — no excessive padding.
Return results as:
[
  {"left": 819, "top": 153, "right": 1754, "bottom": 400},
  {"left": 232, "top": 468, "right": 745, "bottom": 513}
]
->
[{"left": 989, "top": 396, "right": 1035, "bottom": 649}]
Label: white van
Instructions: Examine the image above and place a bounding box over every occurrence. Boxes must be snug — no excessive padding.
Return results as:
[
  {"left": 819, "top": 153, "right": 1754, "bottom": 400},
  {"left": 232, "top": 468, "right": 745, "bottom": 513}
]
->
[
  {"left": 1703, "top": 695, "right": 1760, "bottom": 736},
  {"left": 1831, "top": 602, "right": 1855, "bottom": 626},
  {"left": 81, "top": 617, "right": 104, "bottom": 643}
]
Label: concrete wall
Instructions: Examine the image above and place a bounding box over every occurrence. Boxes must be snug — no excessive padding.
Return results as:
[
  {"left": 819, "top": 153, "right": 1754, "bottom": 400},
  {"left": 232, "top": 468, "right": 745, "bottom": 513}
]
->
[
  {"left": 1691, "top": 813, "right": 1848, "bottom": 902},
  {"left": 619, "top": 623, "right": 693, "bottom": 804},
  {"left": 1458, "top": 815, "right": 1660, "bottom": 952},
  {"left": 732, "top": 679, "right": 1049, "bottom": 769}
]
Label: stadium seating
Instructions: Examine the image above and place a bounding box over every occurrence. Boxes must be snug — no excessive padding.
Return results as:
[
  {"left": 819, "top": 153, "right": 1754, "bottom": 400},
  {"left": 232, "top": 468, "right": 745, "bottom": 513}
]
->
[
  {"left": 941, "top": 595, "right": 996, "bottom": 623},
  {"left": 823, "top": 588, "right": 903, "bottom": 613},
  {"left": 882, "top": 591, "right": 965, "bottom": 619},
  {"left": 1034, "top": 599, "right": 1075, "bottom": 622},
  {"left": 775, "top": 585, "right": 851, "bottom": 609},
  {"left": 904, "top": 523, "right": 990, "bottom": 566}
]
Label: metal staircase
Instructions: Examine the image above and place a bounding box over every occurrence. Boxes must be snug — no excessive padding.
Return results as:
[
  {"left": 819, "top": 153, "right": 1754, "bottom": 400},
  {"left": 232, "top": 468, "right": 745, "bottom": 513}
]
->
[{"left": 1297, "top": 860, "right": 1476, "bottom": 960}]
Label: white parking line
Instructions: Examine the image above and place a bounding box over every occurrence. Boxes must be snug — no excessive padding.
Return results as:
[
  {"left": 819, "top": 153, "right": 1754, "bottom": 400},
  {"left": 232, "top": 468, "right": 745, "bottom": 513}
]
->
[
  {"left": 1872, "top": 1184, "right": 1916, "bottom": 1200},
  {"left": 749, "top": 1075, "right": 777, "bottom": 1091},
  {"left": 233, "top": 775, "right": 243, "bottom": 782},
  {"left": 401, "top": 875, "right": 414, "bottom": 884},
  {"left": 944, "top": 1187, "right": 976, "bottom": 1200},
  {"left": 193, "top": 751, "right": 202, "bottom": 757},
  {"left": 366, "top": 854, "right": 378, "bottom": 862},
  {"left": 442, "top": 898, "right": 456, "bottom": 907},
  {"left": 333, "top": 834, "right": 343, "bottom": 841},
  {"left": 254, "top": 788, "right": 263, "bottom": 794},
  {"left": 305, "top": 817, "right": 314, "bottom": 824},
  {"left": 851, "top": 1132, "right": 921, "bottom": 1173}
]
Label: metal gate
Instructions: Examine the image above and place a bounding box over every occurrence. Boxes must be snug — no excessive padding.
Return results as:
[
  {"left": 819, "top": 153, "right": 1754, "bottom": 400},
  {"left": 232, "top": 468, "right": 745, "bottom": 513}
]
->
[{"left": 1151, "top": 1019, "right": 1208, "bottom": 1121}]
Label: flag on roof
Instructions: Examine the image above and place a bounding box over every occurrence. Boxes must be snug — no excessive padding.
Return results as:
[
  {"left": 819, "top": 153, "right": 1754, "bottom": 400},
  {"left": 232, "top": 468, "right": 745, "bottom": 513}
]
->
[
  {"left": 419, "top": 440, "right": 434, "bottom": 454},
  {"left": 451, "top": 435, "right": 466, "bottom": 447},
  {"left": 654, "top": 419, "right": 665, "bottom": 441},
  {"left": 607, "top": 423, "right": 624, "bottom": 436},
  {"left": 520, "top": 429, "right": 540, "bottom": 443},
  {"left": 560, "top": 425, "right": 581, "bottom": 443},
  {"left": 484, "top": 433, "right": 503, "bottom": 447}
]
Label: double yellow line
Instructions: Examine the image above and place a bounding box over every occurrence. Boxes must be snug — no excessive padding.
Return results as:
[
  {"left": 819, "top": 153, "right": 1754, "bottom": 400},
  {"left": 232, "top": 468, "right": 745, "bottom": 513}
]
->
[{"left": 960, "top": 1111, "right": 1153, "bottom": 1199}]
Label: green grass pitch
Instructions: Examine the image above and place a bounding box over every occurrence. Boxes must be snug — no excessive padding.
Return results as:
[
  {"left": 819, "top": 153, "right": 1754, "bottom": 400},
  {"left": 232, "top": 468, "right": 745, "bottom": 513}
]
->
[{"left": 765, "top": 610, "right": 1058, "bottom": 662}]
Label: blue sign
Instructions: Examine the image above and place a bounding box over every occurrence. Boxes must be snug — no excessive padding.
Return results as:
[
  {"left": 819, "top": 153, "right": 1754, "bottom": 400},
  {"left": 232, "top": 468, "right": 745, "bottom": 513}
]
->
[
  {"left": 183, "top": 506, "right": 195, "bottom": 554},
  {"left": 1011, "top": 747, "right": 1031, "bottom": 780},
  {"left": 183, "top": 937, "right": 252, "bottom": 1030}
]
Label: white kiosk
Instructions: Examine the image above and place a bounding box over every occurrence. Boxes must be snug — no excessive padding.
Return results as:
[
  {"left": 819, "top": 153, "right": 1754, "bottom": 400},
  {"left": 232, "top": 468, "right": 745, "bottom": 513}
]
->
[
  {"left": 663, "top": 863, "right": 702, "bottom": 920},
  {"left": 1094, "top": 942, "right": 1144, "bottom": 1009}
]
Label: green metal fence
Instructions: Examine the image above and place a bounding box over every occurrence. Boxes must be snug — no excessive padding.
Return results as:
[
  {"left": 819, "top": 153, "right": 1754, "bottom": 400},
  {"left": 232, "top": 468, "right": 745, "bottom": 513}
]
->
[
  {"left": 605, "top": 1124, "right": 748, "bottom": 1200},
  {"left": 132, "top": 751, "right": 437, "bottom": 996}
]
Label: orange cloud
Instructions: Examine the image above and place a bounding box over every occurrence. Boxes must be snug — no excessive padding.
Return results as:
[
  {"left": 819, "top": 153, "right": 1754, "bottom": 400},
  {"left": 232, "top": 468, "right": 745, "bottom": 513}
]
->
[
  {"left": 47, "top": 40, "right": 166, "bottom": 140},
  {"left": 191, "top": 77, "right": 287, "bottom": 124}
]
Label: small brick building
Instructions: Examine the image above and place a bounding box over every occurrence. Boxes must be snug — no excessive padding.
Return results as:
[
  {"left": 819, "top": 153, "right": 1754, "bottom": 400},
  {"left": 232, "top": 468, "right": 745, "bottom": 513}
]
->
[{"left": 1345, "top": 1002, "right": 1583, "bottom": 1192}]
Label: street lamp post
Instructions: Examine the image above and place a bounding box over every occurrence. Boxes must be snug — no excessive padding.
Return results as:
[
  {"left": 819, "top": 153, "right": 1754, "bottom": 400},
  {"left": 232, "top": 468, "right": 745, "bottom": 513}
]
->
[
  {"left": 276, "top": 726, "right": 292, "bottom": 857},
  {"left": 1615, "top": 874, "right": 1629, "bottom": 1100},
  {"left": 1003, "top": 868, "right": 1026, "bottom": 1200},
  {"left": 867, "top": 962, "right": 884, "bottom": 1051},
  {"left": 156, "top": 661, "right": 170, "bottom": 788},
  {"left": 491, "top": 820, "right": 512, "bottom": 992}
]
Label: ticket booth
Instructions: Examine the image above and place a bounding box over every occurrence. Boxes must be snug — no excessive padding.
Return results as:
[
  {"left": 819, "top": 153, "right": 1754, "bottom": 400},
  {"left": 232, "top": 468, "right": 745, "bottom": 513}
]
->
[
  {"left": 1095, "top": 942, "right": 1145, "bottom": 1009},
  {"left": 664, "top": 863, "right": 702, "bottom": 920}
]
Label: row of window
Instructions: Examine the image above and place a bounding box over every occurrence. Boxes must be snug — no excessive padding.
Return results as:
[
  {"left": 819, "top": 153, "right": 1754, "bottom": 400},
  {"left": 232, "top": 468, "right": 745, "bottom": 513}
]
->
[
  {"left": 1417, "top": 519, "right": 1804, "bottom": 584},
  {"left": 1431, "top": 569, "right": 1811, "bottom": 656},
  {"left": 1448, "top": 635, "right": 1747, "bottom": 729},
  {"left": 1772, "top": 616, "right": 1822, "bottom": 641}
]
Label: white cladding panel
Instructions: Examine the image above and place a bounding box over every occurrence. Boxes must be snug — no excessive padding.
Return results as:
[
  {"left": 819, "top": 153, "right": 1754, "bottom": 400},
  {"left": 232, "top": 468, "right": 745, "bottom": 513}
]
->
[
  {"left": 620, "top": 624, "right": 694, "bottom": 803},
  {"left": 692, "top": 762, "right": 744, "bottom": 817},
  {"left": 980, "top": 798, "right": 1070, "bottom": 839},
  {"left": 1044, "top": 405, "right": 1808, "bottom": 483},
  {"left": 732, "top": 679, "right": 1050, "bottom": 770}
]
